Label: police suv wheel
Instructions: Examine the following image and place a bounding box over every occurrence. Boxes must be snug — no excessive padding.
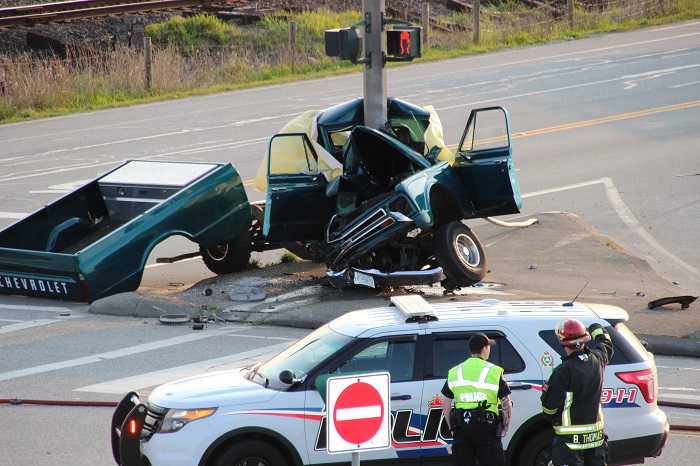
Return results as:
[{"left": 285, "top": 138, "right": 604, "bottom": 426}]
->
[
  {"left": 211, "top": 440, "right": 286, "bottom": 466},
  {"left": 514, "top": 429, "right": 553, "bottom": 466},
  {"left": 433, "top": 221, "right": 487, "bottom": 286}
]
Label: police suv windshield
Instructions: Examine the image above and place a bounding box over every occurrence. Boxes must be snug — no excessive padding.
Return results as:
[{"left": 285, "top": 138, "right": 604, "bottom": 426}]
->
[{"left": 247, "top": 324, "right": 354, "bottom": 390}]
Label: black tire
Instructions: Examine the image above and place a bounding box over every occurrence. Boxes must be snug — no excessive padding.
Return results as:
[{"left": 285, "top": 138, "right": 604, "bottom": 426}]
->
[
  {"left": 433, "top": 221, "right": 487, "bottom": 286},
  {"left": 211, "top": 440, "right": 287, "bottom": 466},
  {"left": 514, "top": 429, "right": 554, "bottom": 466},
  {"left": 200, "top": 228, "right": 252, "bottom": 275}
]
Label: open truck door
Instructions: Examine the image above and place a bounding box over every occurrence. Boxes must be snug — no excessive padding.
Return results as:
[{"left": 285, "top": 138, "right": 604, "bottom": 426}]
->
[
  {"left": 452, "top": 107, "right": 522, "bottom": 217},
  {"left": 263, "top": 133, "right": 336, "bottom": 243}
]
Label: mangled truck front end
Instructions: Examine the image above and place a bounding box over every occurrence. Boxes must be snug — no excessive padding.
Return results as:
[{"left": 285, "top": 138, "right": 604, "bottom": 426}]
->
[{"left": 258, "top": 98, "right": 522, "bottom": 290}]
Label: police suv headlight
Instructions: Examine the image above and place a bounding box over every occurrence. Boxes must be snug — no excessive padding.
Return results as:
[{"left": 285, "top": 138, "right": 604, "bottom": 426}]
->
[{"left": 158, "top": 408, "right": 217, "bottom": 433}]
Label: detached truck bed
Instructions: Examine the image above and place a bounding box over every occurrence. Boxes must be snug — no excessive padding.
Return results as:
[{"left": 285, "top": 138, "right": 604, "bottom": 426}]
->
[{"left": 0, "top": 160, "right": 252, "bottom": 303}]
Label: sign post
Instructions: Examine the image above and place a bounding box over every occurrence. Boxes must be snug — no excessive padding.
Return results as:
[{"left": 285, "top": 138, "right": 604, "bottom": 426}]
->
[
  {"left": 325, "top": 0, "right": 422, "bottom": 130},
  {"left": 362, "top": 0, "right": 387, "bottom": 130},
  {"left": 326, "top": 371, "right": 391, "bottom": 464}
]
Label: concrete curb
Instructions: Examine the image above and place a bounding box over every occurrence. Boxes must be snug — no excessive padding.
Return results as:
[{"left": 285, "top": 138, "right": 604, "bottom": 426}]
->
[
  {"left": 637, "top": 334, "right": 700, "bottom": 359},
  {"left": 89, "top": 292, "right": 195, "bottom": 319}
]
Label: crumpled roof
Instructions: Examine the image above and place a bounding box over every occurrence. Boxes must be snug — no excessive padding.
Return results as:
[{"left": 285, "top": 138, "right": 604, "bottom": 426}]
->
[{"left": 254, "top": 98, "right": 453, "bottom": 192}]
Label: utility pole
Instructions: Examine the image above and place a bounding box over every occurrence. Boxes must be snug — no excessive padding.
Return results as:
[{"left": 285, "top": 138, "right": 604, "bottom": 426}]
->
[
  {"left": 362, "top": 0, "right": 387, "bottom": 129},
  {"left": 325, "top": 0, "right": 420, "bottom": 128}
]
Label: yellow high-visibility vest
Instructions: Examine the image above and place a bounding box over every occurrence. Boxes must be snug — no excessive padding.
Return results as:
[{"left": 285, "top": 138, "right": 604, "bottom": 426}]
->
[{"left": 447, "top": 358, "right": 502, "bottom": 414}]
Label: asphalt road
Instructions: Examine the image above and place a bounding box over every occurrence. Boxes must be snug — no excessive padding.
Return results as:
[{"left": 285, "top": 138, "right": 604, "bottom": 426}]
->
[
  {"left": 0, "top": 302, "right": 698, "bottom": 465},
  {"left": 0, "top": 20, "right": 698, "bottom": 296}
]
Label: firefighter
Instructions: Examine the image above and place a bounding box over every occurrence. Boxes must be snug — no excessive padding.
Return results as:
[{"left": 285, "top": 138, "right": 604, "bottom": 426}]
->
[
  {"left": 541, "top": 318, "right": 614, "bottom": 466},
  {"left": 441, "top": 333, "right": 512, "bottom": 466}
]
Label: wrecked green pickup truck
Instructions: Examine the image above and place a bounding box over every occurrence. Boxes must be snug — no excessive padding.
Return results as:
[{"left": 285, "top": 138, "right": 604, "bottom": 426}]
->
[
  {"left": 0, "top": 160, "right": 252, "bottom": 303},
  {"left": 256, "top": 98, "right": 523, "bottom": 290},
  {"left": 0, "top": 98, "right": 522, "bottom": 302}
]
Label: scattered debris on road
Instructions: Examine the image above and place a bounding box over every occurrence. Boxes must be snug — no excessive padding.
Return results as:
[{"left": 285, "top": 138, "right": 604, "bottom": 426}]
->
[{"left": 648, "top": 295, "right": 697, "bottom": 310}]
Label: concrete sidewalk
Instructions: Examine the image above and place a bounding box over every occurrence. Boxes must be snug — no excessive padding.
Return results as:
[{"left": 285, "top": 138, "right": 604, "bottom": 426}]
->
[{"left": 90, "top": 212, "right": 700, "bottom": 357}]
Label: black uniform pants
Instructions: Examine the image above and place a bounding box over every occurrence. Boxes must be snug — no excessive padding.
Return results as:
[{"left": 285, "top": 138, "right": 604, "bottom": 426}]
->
[
  {"left": 550, "top": 435, "right": 609, "bottom": 466},
  {"left": 451, "top": 420, "right": 504, "bottom": 466}
]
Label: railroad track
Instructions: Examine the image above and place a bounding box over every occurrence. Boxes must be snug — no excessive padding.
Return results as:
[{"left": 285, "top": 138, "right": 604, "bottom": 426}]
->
[{"left": 0, "top": 0, "right": 220, "bottom": 28}]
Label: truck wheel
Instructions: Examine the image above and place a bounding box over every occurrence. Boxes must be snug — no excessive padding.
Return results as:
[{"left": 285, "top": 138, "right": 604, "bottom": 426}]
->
[
  {"left": 433, "top": 221, "right": 487, "bottom": 286},
  {"left": 212, "top": 440, "right": 286, "bottom": 466},
  {"left": 200, "top": 228, "right": 252, "bottom": 275},
  {"left": 514, "top": 429, "right": 553, "bottom": 466}
]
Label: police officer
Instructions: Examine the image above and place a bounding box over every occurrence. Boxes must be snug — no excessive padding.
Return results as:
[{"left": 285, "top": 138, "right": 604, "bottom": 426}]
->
[
  {"left": 441, "top": 333, "right": 512, "bottom": 466},
  {"left": 541, "top": 318, "right": 614, "bottom": 466}
]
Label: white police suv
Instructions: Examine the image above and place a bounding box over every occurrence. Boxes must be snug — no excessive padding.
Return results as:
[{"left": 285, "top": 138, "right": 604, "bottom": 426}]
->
[{"left": 111, "top": 297, "right": 668, "bottom": 466}]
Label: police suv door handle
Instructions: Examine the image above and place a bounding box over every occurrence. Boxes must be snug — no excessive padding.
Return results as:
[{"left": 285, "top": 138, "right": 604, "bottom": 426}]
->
[
  {"left": 391, "top": 394, "right": 412, "bottom": 401},
  {"left": 507, "top": 382, "right": 533, "bottom": 390}
]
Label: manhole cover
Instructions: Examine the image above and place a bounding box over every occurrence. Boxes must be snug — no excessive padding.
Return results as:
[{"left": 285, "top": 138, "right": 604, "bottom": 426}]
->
[
  {"left": 159, "top": 314, "right": 191, "bottom": 325},
  {"left": 230, "top": 286, "right": 266, "bottom": 301}
]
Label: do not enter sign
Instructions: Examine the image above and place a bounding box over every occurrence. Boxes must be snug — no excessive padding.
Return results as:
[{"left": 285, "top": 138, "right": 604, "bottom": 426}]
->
[
  {"left": 326, "top": 372, "right": 391, "bottom": 454},
  {"left": 334, "top": 381, "right": 384, "bottom": 444}
]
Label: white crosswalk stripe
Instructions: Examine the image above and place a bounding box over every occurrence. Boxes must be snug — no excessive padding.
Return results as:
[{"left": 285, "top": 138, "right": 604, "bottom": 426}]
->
[
  {"left": 0, "top": 302, "right": 309, "bottom": 402},
  {"left": 75, "top": 342, "right": 292, "bottom": 394},
  {"left": 0, "top": 319, "right": 65, "bottom": 334},
  {"left": 0, "top": 326, "right": 251, "bottom": 382}
]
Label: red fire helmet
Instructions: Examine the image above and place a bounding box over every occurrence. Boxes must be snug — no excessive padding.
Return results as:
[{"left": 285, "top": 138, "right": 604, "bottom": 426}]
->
[{"left": 555, "top": 317, "right": 591, "bottom": 348}]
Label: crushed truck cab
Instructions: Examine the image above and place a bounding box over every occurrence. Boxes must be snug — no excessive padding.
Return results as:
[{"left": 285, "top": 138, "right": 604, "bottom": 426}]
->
[
  {"left": 0, "top": 160, "right": 252, "bottom": 302},
  {"left": 259, "top": 98, "right": 522, "bottom": 290}
]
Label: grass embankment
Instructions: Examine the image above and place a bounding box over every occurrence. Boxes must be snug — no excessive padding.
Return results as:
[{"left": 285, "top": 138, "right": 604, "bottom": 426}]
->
[{"left": 0, "top": 0, "right": 698, "bottom": 122}]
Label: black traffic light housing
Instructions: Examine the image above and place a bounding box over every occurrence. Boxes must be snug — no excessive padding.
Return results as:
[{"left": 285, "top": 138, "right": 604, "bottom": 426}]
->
[
  {"left": 325, "top": 26, "right": 363, "bottom": 62},
  {"left": 325, "top": 19, "right": 421, "bottom": 65},
  {"left": 386, "top": 26, "right": 422, "bottom": 60}
]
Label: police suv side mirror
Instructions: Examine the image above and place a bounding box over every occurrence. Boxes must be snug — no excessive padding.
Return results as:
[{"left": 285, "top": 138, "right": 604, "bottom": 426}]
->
[{"left": 279, "top": 369, "right": 303, "bottom": 385}]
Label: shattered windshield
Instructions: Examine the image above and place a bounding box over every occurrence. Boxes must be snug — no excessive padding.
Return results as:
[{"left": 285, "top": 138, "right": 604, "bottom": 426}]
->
[{"left": 246, "top": 324, "right": 354, "bottom": 390}]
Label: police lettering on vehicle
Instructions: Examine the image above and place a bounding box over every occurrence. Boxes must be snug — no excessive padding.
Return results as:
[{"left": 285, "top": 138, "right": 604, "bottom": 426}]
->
[
  {"left": 0, "top": 274, "right": 70, "bottom": 295},
  {"left": 540, "top": 384, "right": 640, "bottom": 408},
  {"left": 601, "top": 388, "right": 638, "bottom": 407},
  {"left": 315, "top": 395, "right": 452, "bottom": 451}
]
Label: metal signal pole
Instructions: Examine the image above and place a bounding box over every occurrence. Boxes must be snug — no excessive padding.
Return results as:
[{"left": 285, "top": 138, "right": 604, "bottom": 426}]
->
[{"left": 362, "top": 0, "right": 387, "bottom": 129}]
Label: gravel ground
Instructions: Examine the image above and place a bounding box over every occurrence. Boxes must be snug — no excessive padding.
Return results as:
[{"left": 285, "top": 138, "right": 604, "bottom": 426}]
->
[{"left": 0, "top": 0, "right": 453, "bottom": 59}]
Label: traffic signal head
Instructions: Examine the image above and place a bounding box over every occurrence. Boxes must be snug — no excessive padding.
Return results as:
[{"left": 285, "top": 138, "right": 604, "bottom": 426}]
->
[
  {"left": 386, "top": 26, "right": 421, "bottom": 60},
  {"left": 325, "top": 27, "right": 363, "bottom": 62}
]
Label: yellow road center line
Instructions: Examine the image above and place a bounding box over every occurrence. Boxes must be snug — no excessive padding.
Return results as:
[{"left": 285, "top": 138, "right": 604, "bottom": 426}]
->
[{"left": 510, "top": 100, "right": 700, "bottom": 139}]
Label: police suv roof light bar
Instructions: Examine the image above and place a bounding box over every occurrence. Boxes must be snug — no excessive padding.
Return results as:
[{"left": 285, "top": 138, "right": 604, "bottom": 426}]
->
[{"left": 391, "top": 295, "right": 438, "bottom": 323}]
